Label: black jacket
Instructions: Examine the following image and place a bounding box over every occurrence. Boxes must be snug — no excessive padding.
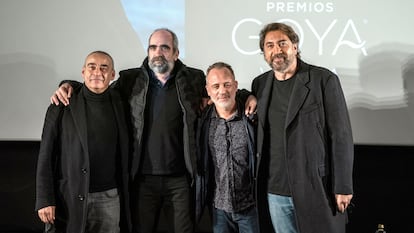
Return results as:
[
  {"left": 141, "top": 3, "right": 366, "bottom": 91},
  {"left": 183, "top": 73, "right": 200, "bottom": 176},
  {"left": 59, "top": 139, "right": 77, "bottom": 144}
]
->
[
  {"left": 195, "top": 98, "right": 256, "bottom": 222},
  {"left": 252, "top": 59, "right": 354, "bottom": 233},
  {"left": 115, "top": 58, "right": 207, "bottom": 182},
  {"left": 36, "top": 86, "right": 131, "bottom": 233}
]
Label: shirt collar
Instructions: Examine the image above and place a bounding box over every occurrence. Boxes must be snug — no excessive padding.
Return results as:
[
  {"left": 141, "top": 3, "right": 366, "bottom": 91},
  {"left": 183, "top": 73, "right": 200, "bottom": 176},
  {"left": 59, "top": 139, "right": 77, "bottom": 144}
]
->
[
  {"left": 149, "top": 70, "right": 175, "bottom": 87},
  {"left": 210, "top": 104, "right": 241, "bottom": 121}
]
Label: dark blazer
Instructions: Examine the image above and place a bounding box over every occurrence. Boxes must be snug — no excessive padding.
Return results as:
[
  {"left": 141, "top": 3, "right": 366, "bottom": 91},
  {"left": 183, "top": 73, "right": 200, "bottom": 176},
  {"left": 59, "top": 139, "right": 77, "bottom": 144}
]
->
[
  {"left": 252, "top": 59, "right": 354, "bottom": 233},
  {"left": 35, "top": 86, "right": 131, "bottom": 233}
]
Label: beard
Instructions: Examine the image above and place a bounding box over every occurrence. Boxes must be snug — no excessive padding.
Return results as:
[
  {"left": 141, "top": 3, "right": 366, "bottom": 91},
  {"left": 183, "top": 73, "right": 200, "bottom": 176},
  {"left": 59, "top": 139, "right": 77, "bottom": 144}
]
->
[
  {"left": 269, "top": 53, "right": 292, "bottom": 73},
  {"left": 215, "top": 101, "right": 233, "bottom": 110},
  {"left": 213, "top": 95, "right": 235, "bottom": 110},
  {"left": 149, "top": 56, "right": 171, "bottom": 74}
]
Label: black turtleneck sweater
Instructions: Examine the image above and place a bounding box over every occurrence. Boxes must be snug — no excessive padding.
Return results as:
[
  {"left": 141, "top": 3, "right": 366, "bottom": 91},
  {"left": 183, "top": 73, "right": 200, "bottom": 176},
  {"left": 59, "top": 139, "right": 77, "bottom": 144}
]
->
[{"left": 82, "top": 86, "right": 119, "bottom": 193}]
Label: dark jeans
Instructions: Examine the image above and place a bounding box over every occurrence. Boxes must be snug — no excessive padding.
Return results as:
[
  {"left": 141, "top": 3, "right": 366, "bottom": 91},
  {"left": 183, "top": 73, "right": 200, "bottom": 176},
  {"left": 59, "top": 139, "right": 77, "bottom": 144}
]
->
[
  {"left": 85, "top": 188, "right": 120, "bottom": 233},
  {"left": 131, "top": 174, "right": 193, "bottom": 233},
  {"left": 212, "top": 206, "right": 259, "bottom": 233},
  {"left": 44, "top": 188, "right": 120, "bottom": 233}
]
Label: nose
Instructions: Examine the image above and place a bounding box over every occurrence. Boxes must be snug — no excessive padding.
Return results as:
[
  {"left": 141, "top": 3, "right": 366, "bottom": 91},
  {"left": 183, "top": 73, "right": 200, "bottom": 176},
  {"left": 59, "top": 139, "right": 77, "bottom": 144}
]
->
[
  {"left": 218, "top": 85, "right": 227, "bottom": 94},
  {"left": 273, "top": 44, "right": 283, "bottom": 53},
  {"left": 93, "top": 67, "right": 102, "bottom": 76},
  {"left": 153, "top": 46, "right": 164, "bottom": 56}
]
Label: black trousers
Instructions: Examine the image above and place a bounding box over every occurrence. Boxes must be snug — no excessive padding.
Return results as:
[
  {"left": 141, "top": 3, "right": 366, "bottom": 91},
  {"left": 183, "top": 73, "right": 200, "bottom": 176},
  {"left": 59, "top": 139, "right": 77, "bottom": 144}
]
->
[{"left": 131, "top": 174, "right": 193, "bottom": 233}]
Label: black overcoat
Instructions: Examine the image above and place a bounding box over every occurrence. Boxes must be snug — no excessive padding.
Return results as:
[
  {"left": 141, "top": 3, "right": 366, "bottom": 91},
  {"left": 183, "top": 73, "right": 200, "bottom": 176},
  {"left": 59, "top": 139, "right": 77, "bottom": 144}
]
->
[
  {"left": 252, "top": 59, "right": 354, "bottom": 233},
  {"left": 35, "top": 86, "right": 131, "bottom": 233}
]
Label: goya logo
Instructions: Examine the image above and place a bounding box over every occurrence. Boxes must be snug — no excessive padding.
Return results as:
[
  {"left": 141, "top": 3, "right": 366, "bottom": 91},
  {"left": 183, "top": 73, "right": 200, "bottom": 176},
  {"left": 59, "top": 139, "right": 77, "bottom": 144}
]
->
[{"left": 120, "top": 0, "right": 186, "bottom": 57}]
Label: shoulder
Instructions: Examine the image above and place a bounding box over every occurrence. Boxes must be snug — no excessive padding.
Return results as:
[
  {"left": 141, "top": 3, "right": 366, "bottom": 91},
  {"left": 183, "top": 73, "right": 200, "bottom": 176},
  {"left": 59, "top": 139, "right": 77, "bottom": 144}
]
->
[
  {"left": 46, "top": 102, "right": 65, "bottom": 113},
  {"left": 176, "top": 63, "right": 206, "bottom": 89},
  {"left": 300, "top": 60, "right": 337, "bottom": 78},
  {"left": 43, "top": 102, "right": 67, "bottom": 125},
  {"left": 252, "top": 70, "right": 272, "bottom": 89},
  {"left": 297, "top": 60, "right": 339, "bottom": 88},
  {"left": 180, "top": 66, "right": 205, "bottom": 81},
  {"left": 117, "top": 67, "right": 148, "bottom": 94},
  {"left": 310, "top": 65, "right": 341, "bottom": 89},
  {"left": 253, "top": 70, "right": 272, "bottom": 82},
  {"left": 309, "top": 64, "right": 336, "bottom": 77},
  {"left": 119, "top": 67, "right": 145, "bottom": 79},
  {"left": 176, "top": 60, "right": 204, "bottom": 77},
  {"left": 184, "top": 66, "right": 204, "bottom": 75}
]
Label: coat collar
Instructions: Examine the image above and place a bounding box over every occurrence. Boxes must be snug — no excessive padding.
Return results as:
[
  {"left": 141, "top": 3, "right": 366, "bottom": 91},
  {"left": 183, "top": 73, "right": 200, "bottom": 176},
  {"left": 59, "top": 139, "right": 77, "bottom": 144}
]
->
[
  {"left": 69, "top": 86, "right": 89, "bottom": 155},
  {"left": 68, "top": 86, "right": 125, "bottom": 155},
  {"left": 285, "top": 60, "right": 310, "bottom": 127},
  {"left": 257, "top": 59, "right": 311, "bottom": 129}
]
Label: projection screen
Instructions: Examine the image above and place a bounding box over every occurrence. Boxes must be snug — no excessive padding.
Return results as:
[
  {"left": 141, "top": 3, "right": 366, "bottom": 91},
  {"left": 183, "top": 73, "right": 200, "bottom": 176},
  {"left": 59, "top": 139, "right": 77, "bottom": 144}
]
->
[{"left": 1, "top": 0, "right": 414, "bottom": 145}]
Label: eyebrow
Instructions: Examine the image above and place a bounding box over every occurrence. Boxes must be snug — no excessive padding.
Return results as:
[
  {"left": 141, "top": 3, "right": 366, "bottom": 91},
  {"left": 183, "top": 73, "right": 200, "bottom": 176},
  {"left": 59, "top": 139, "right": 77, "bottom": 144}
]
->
[
  {"left": 87, "top": 63, "right": 109, "bottom": 67},
  {"left": 148, "top": 44, "right": 171, "bottom": 49},
  {"left": 266, "top": 39, "right": 287, "bottom": 44},
  {"left": 210, "top": 81, "right": 233, "bottom": 86}
]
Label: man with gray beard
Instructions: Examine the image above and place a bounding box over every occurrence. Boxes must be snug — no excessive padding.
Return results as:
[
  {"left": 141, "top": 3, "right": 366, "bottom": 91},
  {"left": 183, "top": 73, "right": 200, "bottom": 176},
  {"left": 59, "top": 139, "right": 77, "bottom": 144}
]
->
[
  {"left": 252, "top": 22, "right": 354, "bottom": 233},
  {"left": 123, "top": 28, "right": 203, "bottom": 233},
  {"left": 53, "top": 28, "right": 204, "bottom": 233},
  {"left": 51, "top": 28, "right": 256, "bottom": 233}
]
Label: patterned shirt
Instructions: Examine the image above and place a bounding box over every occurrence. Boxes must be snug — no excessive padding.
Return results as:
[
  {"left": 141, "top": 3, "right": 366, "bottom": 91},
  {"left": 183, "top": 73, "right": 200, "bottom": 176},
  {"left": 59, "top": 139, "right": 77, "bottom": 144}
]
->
[{"left": 209, "top": 108, "right": 255, "bottom": 213}]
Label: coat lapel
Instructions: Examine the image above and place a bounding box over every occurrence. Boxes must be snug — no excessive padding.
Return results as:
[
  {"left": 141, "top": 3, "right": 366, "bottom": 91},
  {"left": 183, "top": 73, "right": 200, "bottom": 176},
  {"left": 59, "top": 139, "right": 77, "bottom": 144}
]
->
[
  {"left": 257, "top": 71, "right": 275, "bottom": 130},
  {"left": 70, "top": 87, "right": 89, "bottom": 155},
  {"left": 110, "top": 90, "right": 127, "bottom": 152},
  {"left": 285, "top": 61, "right": 310, "bottom": 128}
]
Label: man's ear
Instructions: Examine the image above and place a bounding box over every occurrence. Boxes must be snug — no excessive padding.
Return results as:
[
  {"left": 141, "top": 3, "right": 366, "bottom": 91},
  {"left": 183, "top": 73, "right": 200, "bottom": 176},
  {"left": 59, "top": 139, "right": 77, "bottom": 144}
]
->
[
  {"left": 81, "top": 67, "right": 86, "bottom": 80},
  {"left": 174, "top": 49, "right": 179, "bottom": 61},
  {"left": 110, "top": 70, "right": 115, "bottom": 81}
]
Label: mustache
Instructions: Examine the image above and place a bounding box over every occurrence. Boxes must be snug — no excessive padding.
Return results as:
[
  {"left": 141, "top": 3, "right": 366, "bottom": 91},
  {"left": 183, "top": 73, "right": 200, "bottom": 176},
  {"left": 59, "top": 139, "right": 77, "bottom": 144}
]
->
[
  {"left": 218, "top": 94, "right": 231, "bottom": 99},
  {"left": 89, "top": 75, "right": 104, "bottom": 80},
  {"left": 272, "top": 53, "right": 286, "bottom": 60},
  {"left": 151, "top": 56, "right": 167, "bottom": 63}
]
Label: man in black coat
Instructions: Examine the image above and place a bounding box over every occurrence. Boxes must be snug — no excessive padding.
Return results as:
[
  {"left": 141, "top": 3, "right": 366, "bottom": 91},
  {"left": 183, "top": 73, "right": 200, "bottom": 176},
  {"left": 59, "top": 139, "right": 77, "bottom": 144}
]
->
[
  {"left": 51, "top": 29, "right": 206, "bottom": 233},
  {"left": 252, "top": 22, "right": 354, "bottom": 233},
  {"left": 36, "top": 51, "right": 131, "bottom": 233},
  {"left": 51, "top": 28, "right": 257, "bottom": 233}
]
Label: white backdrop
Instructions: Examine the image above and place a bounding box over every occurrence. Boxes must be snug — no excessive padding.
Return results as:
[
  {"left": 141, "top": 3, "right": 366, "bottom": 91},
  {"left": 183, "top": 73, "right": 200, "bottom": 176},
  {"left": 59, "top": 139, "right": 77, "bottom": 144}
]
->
[{"left": 1, "top": 0, "right": 414, "bottom": 145}]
